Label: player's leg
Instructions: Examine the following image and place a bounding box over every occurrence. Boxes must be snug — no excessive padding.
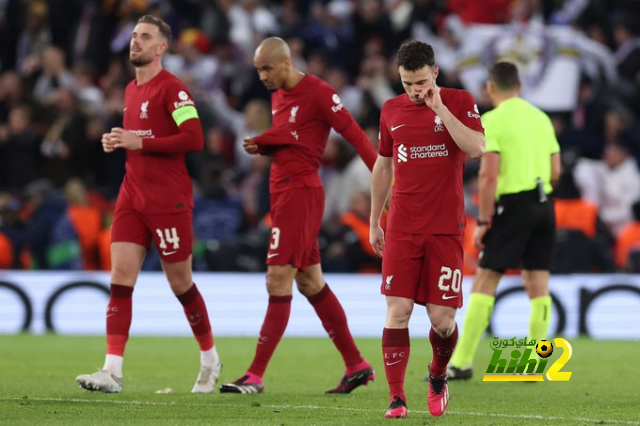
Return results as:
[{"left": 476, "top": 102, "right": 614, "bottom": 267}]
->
[
  {"left": 425, "top": 304, "right": 457, "bottom": 417},
  {"left": 162, "top": 256, "right": 221, "bottom": 393},
  {"left": 382, "top": 296, "right": 413, "bottom": 418},
  {"left": 448, "top": 267, "right": 501, "bottom": 378},
  {"left": 522, "top": 269, "right": 551, "bottom": 346},
  {"left": 450, "top": 196, "right": 532, "bottom": 379},
  {"left": 76, "top": 242, "right": 146, "bottom": 393},
  {"left": 380, "top": 231, "right": 422, "bottom": 417},
  {"left": 521, "top": 199, "right": 554, "bottom": 357},
  {"left": 220, "top": 264, "right": 297, "bottom": 394},
  {"left": 421, "top": 234, "right": 463, "bottom": 416},
  {"left": 76, "top": 202, "right": 148, "bottom": 393},
  {"left": 154, "top": 211, "right": 221, "bottom": 394},
  {"left": 296, "top": 263, "right": 374, "bottom": 394}
]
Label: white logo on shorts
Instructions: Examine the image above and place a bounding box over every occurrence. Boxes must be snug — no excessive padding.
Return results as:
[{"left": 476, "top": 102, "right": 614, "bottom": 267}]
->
[{"left": 385, "top": 275, "right": 394, "bottom": 290}]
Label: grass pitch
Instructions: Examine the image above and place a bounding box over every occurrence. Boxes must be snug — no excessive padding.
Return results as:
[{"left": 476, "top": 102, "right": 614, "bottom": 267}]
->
[{"left": 1, "top": 335, "right": 638, "bottom": 425}]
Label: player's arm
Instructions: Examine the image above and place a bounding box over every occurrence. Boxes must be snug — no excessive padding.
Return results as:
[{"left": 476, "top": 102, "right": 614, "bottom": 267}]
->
[
  {"left": 422, "top": 87, "right": 485, "bottom": 158},
  {"left": 370, "top": 154, "right": 393, "bottom": 257},
  {"left": 317, "top": 85, "right": 377, "bottom": 170},
  {"left": 551, "top": 152, "right": 561, "bottom": 186},
  {"left": 545, "top": 114, "right": 562, "bottom": 186},
  {"left": 370, "top": 110, "right": 393, "bottom": 257},
  {"left": 337, "top": 121, "right": 377, "bottom": 171},
  {"left": 111, "top": 99, "right": 204, "bottom": 153},
  {"left": 474, "top": 151, "right": 499, "bottom": 250},
  {"left": 478, "top": 152, "right": 499, "bottom": 223},
  {"left": 252, "top": 127, "right": 306, "bottom": 147}
]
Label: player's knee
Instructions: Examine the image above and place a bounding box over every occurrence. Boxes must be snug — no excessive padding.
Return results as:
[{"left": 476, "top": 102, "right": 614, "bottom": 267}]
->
[
  {"left": 295, "top": 279, "right": 322, "bottom": 296},
  {"left": 386, "top": 304, "right": 412, "bottom": 327},
  {"left": 430, "top": 316, "right": 455, "bottom": 337},
  {"left": 110, "top": 264, "right": 138, "bottom": 286},
  {"left": 265, "top": 270, "right": 292, "bottom": 296}
]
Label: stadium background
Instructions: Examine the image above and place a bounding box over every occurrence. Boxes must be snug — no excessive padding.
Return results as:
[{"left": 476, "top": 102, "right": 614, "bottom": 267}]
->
[{"left": 1, "top": 1, "right": 639, "bottom": 424}]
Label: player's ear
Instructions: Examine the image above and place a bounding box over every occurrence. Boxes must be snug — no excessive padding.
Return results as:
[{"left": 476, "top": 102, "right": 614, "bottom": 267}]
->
[
  {"left": 433, "top": 66, "right": 440, "bottom": 81},
  {"left": 158, "top": 41, "right": 168, "bottom": 56}
]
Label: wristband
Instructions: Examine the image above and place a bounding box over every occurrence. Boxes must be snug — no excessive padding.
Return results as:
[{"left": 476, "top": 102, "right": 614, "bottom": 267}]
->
[{"left": 477, "top": 219, "right": 490, "bottom": 226}]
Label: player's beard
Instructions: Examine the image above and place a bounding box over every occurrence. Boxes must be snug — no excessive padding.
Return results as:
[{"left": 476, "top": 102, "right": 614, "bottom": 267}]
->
[{"left": 130, "top": 53, "right": 153, "bottom": 68}]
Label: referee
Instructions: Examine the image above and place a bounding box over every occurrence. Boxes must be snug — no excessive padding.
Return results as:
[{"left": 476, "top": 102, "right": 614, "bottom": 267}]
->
[{"left": 447, "top": 62, "right": 561, "bottom": 379}]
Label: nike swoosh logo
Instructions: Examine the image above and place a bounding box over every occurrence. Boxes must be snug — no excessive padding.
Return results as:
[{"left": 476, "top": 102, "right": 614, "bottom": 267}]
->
[
  {"left": 385, "top": 360, "right": 403, "bottom": 366},
  {"left": 271, "top": 109, "right": 278, "bottom": 115},
  {"left": 391, "top": 124, "right": 406, "bottom": 131},
  {"left": 106, "top": 314, "right": 117, "bottom": 318},
  {"left": 162, "top": 250, "right": 178, "bottom": 256},
  {"left": 442, "top": 294, "right": 458, "bottom": 300},
  {"left": 267, "top": 253, "right": 279, "bottom": 259}
]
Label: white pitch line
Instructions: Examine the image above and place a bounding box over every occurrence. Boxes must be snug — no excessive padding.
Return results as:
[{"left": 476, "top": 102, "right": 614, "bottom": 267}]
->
[{"left": 2, "top": 397, "right": 639, "bottom": 425}]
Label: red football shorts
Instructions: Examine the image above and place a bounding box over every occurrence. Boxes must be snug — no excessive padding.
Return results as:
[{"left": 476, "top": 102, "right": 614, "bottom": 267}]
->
[
  {"left": 267, "top": 186, "right": 323, "bottom": 271},
  {"left": 112, "top": 196, "right": 193, "bottom": 262},
  {"left": 381, "top": 231, "right": 464, "bottom": 307}
]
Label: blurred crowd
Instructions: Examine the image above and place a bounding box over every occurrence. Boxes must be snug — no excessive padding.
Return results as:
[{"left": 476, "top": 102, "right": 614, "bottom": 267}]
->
[{"left": 0, "top": 0, "right": 639, "bottom": 274}]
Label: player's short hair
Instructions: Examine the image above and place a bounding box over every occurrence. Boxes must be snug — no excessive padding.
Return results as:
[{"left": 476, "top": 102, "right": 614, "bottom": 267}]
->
[
  {"left": 488, "top": 62, "right": 520, "bottom": 91},
  {"left": 396, "top": 40, "right": 435, "bottom": 71},
  {"left": 137, "top": 15, "right": 172, "bottom": 45}
]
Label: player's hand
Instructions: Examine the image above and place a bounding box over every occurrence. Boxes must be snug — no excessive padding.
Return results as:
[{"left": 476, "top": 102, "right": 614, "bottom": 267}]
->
[
  {"left": 473, "top": 225, "right": 488, "bottom": 251},
  {"left": 110, "top": 127, "right": 143, "bottom": 151},
  {"left": 101, "top": 132, "right": 115, "bottom": 153},
  {"left": 419, "top": 82, "right": 443, "bottom": 111},
  {"left": 370, "top": 225, "right": 385, "bottom": 257},
  {"left": 243, "top": 137, "right": 260, "bottom": 155}
]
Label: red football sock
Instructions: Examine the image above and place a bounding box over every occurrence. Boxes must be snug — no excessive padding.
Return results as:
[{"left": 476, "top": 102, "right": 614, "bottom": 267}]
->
[
  {"left": 106, "top": 284, "right": 133, "bottom": 356},
  {"left": 307, "top": 284, "right": 363, "bottom": 368},
  {"left": 248, "top": 295, "right": 292, "bottom": 377},
  {"left": 382, "top": 327, "right": 410, "bottom": 403},
  {"left": 177, "top": 283, "right": 214, "bottom": 351},
  {"left": 429, "top": 324, "right": 458, "bottom": 377}
]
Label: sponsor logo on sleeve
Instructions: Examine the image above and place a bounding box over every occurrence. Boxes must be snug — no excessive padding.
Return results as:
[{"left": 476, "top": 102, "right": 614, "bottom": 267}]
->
[
  {"left": 468, "top": 104, "right": 481, "bottom": 119},
  {"left": 174, "top": 90, "right": 195, "bottom": 108},
  {"left": 331, "top": 93, "right": 344, "bottom": 113}
]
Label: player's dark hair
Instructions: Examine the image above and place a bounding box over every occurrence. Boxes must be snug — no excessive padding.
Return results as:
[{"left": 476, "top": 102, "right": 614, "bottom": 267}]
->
[
  {"left": 488, "top": 62, "right": 520, "bottom": 91},
  {"left": 137, "top": 15, "right": 172, "bottom": 44},
  {"left": 396, "top": 40, "right": 435, "bottom": 71}
]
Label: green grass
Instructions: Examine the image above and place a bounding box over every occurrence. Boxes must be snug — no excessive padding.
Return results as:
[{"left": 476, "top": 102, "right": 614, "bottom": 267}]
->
[{"left": 1, "top": 335, "right": 639, "bottom": 425}]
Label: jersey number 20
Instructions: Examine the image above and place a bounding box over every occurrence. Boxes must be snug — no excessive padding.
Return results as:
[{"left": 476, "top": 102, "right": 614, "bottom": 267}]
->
[{"left": 438, "top": 266, "right": 462, "bottom": 293}]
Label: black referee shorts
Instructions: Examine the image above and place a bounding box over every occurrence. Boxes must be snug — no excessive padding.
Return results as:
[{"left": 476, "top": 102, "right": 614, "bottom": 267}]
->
[{"left": 479, "top": 188, "right": 556, "bottom": 272}]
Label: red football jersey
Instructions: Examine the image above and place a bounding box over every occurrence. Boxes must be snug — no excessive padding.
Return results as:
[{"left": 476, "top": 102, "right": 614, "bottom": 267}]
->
[
  {"left": 120, "top": 69, "right": 203, "bottom": 213},
  {"left": 253, "top": 74, "right": 376, "bottom": 193},
  {"left": 379, "top": 88, "right": 484, "bottom": 235}
]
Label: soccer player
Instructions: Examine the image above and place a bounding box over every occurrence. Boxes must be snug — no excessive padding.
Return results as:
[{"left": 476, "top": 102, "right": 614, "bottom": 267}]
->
[
  {"left": 220, "top": 37, "right": 377, "bottom": 395},
  {"left": 448, "top": 62, "right": 561, "bottom": 380},
  {"left": 369, "top": 40, "right": 485, "bottom": 418},
  {"left": 76, "top": 15, "right": 221, "bottom": 394}
]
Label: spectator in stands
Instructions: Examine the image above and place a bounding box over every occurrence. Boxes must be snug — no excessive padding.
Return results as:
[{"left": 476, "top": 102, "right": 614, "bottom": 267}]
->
[
  {"left": 63, "top": 178, "right": 101, "bottom": 270},
  {"left": 0, "top": 193, "right": 16, "bottom": 269},
  {"left": 615, "top": 201, "right": 640, "bottom": 270},
  {"left": 32, "top": 46, "right": 74, "bottom": 105},
  {"left": 0, "top": 105, "right": 41, "bottom": 190},
  {"left": 15, "top": 0, "right": 52, "bottom": 75},
  {"left": 39, "top": 87, "right": 88, "bottom": 187},
  {"left": 0, "top": 71, "right": 27, "bottom": 124},
  {"left": 574, "top": 139, "right": 640, "bottom": 236},
  {"left": 555, "top": 169, "right": 599, "bottom": 238}
]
